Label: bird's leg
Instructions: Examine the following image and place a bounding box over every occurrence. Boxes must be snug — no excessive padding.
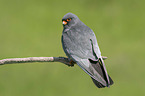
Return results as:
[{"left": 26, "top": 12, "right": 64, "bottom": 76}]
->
[{"left": 68, "top": 60, "right": 75, "bottom": 67}]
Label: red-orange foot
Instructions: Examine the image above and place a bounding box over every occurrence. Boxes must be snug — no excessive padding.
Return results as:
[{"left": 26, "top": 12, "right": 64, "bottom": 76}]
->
[{"left": 68, "top": 60, "right": 75, "bottom": 67}]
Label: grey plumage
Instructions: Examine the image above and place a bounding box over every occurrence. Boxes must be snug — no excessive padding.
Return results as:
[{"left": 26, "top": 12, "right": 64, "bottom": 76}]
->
[{"left": 61, "top": 13, "right": 113, "bottom": 88}]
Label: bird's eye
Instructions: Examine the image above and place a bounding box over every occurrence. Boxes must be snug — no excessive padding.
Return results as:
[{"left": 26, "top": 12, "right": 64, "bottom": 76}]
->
[{"left": 67, "top": 18, "right": 71, "bottom": 21}]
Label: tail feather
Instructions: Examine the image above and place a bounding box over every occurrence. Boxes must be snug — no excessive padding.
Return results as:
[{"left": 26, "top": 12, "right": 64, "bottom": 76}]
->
[
  {"left": 91, "top": 77, "right": 105, "bottom": 88},
  {"left": 91, "top": 75, "right": 113, "bottom": 88},
  {"left": 89, "top": 58, "right": 113, "bottom": 88},
  {"left": 108, "top": 75, "right": 114, "bottom": 85}
]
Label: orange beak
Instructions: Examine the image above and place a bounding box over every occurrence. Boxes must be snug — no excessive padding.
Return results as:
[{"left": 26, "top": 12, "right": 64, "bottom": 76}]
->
[{"left": 63, "top": 21, "right": 67, "bottom": 25}]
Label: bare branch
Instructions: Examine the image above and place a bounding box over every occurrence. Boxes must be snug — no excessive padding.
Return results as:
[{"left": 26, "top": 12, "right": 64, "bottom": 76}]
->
[
  {"left": 0, "top": 57, "right": 71, "bottom": 66},
  {"left": 102, "top": 56, "right": 107, "bottom": 60},
  {"left": 0, "top": 56, "right": 107, "bottom": 66}
]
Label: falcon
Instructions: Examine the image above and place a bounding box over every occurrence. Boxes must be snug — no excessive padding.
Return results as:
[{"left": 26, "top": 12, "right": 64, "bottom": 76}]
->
[{"left": 61, "top": 13, "right": 113, "bottom": 88}]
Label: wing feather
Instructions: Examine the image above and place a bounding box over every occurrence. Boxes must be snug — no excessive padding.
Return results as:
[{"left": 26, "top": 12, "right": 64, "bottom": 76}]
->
[{"left": 71, "top": 55, "right": 107, "bottom": 86}]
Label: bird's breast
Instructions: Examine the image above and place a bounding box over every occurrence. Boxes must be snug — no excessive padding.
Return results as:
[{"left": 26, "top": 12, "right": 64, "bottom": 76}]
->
[{"left": 62, "top": 28, "right": 93, "bottom": 59}]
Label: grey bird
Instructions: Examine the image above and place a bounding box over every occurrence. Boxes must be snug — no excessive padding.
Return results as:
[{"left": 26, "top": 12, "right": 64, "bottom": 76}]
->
[{"left": 61, "top": 13, "right": 113, "bottom": 88}]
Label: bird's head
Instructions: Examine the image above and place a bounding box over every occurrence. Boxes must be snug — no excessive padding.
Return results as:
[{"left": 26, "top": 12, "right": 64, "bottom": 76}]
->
[{"left": 62, "top": 13, "right": 80, "bottom": 28}]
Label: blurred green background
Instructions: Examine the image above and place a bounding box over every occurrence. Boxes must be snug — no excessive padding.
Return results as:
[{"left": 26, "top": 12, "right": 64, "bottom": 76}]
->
[{"left": 0, "top": 0, "right": 145, "bottom": 96}]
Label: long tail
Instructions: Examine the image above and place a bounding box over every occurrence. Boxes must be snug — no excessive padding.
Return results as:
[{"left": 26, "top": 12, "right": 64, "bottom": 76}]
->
[
  {"left": 89, "top": 58, "right": 114, "bottom": 88},
  {"left": 91, "top": 75, "right": 113, "bottom": 88}
]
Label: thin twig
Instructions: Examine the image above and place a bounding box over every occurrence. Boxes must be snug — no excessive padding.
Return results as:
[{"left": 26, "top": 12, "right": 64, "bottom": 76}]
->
[{"left": 0, "top": 56, "right": 107, "bottom": 66}]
